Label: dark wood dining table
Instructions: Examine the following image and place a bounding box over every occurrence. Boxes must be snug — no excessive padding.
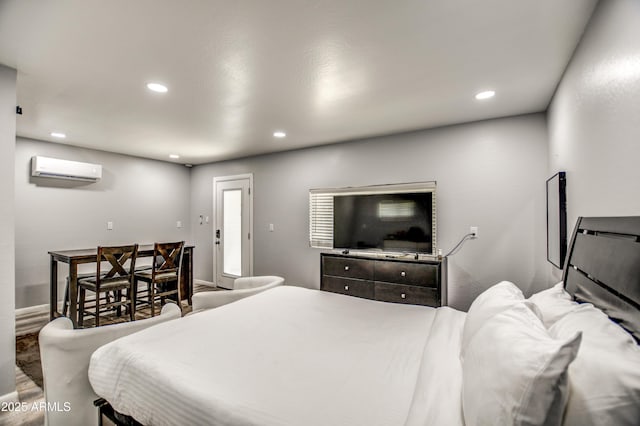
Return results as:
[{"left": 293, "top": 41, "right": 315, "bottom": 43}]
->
[{"left": 49, "top": 244, "right": 194, "bottom": 328}]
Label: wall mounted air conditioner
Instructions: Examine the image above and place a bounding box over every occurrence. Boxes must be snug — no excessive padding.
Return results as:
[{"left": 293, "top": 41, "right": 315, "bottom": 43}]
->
[{"left": 31, "top": 156, "right": 102, "bottom": 181}]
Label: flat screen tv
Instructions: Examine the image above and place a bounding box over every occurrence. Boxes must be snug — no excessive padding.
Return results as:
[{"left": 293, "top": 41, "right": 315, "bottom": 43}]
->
[{"left": 333, "top": 192, "right": 435, "bottom": 255}]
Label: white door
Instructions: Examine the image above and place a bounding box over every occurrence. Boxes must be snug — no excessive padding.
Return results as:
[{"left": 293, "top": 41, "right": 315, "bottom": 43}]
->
[{"left": 213, "top": 174, "right": 253, "bottom": 289}]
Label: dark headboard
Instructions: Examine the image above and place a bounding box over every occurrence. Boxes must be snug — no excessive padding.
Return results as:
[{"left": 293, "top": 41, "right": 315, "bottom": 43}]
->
[{"left": 563, "top": 216, "right": 640, "bottom": 341}]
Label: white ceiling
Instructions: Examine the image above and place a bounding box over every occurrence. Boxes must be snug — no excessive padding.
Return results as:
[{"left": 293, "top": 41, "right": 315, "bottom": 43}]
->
[{"left": 0, "top": 0, "right": 598, "bottom": 165}]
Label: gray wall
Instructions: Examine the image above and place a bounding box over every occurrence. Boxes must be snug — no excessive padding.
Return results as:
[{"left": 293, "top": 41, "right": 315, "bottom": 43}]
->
[
  {"left": 15, "top": 138, "right": 192, "bottom": 308},
  {"left": 191, "top": 113, "right": 550, "bottom": 310},
  {"left": 1, "top": 65, "right": 17, "bottom": 398},
  {"left": 548, "top": 0, "right": 640, "bottom": 230}
]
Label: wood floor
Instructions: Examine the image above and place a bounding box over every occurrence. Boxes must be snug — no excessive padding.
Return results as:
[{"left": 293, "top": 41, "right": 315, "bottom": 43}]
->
[{"left": 0, "top": 367, "right": 44, "bottom": 426}]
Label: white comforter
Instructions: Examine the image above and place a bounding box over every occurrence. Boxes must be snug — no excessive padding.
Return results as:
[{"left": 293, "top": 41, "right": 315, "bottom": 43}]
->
[{"left": 89, "top": 286, "right": 465, "bottom": 426}]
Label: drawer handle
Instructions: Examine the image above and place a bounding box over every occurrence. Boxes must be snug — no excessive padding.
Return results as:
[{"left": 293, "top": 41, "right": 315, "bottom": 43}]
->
[
  {"left": 401, "top": 271, "right": 406, "bottom": 277},
  {"left": 344, "top": 265, "right": 350, "bottom": 271},
  {"left": 344, "top": 285, "right": 349, "bottom": 291},
  {"left": 401, "top": 293, "right": 406, "bottom": 299}
]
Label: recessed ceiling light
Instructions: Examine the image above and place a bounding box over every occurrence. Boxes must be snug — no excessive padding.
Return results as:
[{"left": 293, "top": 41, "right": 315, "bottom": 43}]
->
[
  {"left": 50, "top": 132, "right": 66, "bottom": 138},
  {"left": 169, "top": 154, "right": 180, "bottom": 159},
  {"left": 273, "top": 131, "right": 286, "bottom": 138},
  {"left": 475, "top": 90, "right": 495, "bottom": 100},
  {"left": 147, "top": 82, "right": 168, "bottom": 93}
]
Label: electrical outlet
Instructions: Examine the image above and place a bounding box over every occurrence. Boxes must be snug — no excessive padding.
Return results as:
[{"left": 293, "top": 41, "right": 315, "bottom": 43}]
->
[{"left": 470, "top": 226, "right": 478, "bottom": 238}]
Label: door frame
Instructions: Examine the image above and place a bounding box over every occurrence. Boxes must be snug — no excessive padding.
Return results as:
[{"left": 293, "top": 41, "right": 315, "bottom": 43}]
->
[{"left": 213, "top": 173, "right": 254, "bottom": 286}]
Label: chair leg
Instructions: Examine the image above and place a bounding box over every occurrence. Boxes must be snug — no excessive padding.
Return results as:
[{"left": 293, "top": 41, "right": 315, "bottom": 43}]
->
[
  {"left": 78, "top": 287, "right": 86, "bottom": 327},
  {"left": 131, "top": 279, "right": 138, "bottom": 320},
  {"left": 175, "top": 280, "right": 180, "bottom": 304},
  {"left": 62, "top": 278, "right": 70, "bottom": 317},
  {"left": 175, "top": 279, "right": 183, "bottom": 314},
  {"left": 128, "top": 284, "right": 135, "bottom": 322},
  {"left": 95, "top": 290, "right": 100, "bottom": 328},
  {"left": 150, "top": 281, "right": 156, "bottom": 317},
  {"left": 147, "top": 282, "right": 152, "bottom": 311},
  {"left": 115, "top": 290, "right": 122, "bottom": 317}
]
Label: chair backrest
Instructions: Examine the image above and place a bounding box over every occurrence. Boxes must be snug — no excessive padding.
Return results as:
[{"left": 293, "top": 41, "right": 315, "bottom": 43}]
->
[
  {"left": 152, "top": 241, "right": 184, "bottom": 278},
  {"left": 191, "top": 276, "right": 285, "bottom": 312},
  {"left": 233, "top": 275, "right": 285, "bottom": 290},
  {"left": 96, "top": 244, "right": 138, "bottom": 288}
]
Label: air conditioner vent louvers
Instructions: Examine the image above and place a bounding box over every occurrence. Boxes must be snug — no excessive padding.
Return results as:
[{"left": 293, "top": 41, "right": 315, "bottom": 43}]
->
[{"left": 31, "top": 156, "right": 102, "bottom": 181}]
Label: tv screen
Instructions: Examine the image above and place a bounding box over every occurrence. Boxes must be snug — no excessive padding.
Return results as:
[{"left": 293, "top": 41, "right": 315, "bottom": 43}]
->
[{"left": 333, "top": 192, "right": 434, "bottom": 254}]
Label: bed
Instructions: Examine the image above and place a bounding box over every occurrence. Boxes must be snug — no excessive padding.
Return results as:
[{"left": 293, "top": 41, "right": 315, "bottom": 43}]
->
[{"left": 88, "top": 216, "right": 640, "bottom": 426}]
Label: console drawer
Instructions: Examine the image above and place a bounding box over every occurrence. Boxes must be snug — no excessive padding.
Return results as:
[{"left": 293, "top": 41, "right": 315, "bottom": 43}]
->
[
  {"left": 374, "top": 282, "right": 438, "bottom": 306},
  {"left": 322, "top": 276, "right": 374, "bottom": 299},
  {"left": 374, "top": 261, "right": 438, "bottom": 287},
  {"left": 322, "top": 256, "right": 374, "bottom": 280}
]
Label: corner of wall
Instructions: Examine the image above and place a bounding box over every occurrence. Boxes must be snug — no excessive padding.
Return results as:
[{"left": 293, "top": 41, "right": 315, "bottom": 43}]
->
[{"left": 0, "top": 64, "right": 17, "bottom": 396}]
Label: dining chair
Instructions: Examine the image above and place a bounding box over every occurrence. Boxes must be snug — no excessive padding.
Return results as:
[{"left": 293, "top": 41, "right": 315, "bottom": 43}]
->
[
  {"left": 134, "top": 241, "right": 185, "bottom": 317},
  {"left": 77, "top": 244, "right": 139, "bottom": 327},
  {"left": 62, "top": 272, "right": 108, "bottom": 317}
]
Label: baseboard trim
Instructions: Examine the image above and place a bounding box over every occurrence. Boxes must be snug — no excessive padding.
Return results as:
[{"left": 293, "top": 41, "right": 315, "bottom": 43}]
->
[
  {"left": 15, "top": 288, "right": 203, "bottom": 335},
  {"left": 0, "top": 390, "right": 19, "bottom": 404},
  {"left": 15, "top": 303, "right": 50, "bottom": 336},
  {"left": 15, "top": 303, "right": 50, "bottom": 316}
]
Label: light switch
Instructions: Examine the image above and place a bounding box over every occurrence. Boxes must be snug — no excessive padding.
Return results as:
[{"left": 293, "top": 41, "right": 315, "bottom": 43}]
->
[
  {"left": 269, "top": 223, "right": 274, "bottom": 232},
  {"left": 205, "top": 216, "right": 209, "bottom": 223},
  {"left": 177, "top": 221, "right": 183, "bottom": 228},
  {"left": 107, "top": 221, "right": 113, "bottom": 230}
]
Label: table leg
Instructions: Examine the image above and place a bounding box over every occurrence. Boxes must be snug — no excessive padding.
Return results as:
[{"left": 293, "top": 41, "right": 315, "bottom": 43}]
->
[
  {"left": 179, "top": 247, "right": 193, "bottom": 305},
  {"left": 50, "top": 256, "right": 58, "bottom": 320},
  {"left": 186, "top": 248, "right": 193, "bottom": 305},
  {"left": 69, "top": 261, "right": 79, "bottom": 328}
]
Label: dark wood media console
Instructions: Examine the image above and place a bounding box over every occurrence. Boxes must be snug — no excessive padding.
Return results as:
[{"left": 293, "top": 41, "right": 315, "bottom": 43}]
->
[{"left": 320, "top": 252, "right": 447, "bottom": 307}]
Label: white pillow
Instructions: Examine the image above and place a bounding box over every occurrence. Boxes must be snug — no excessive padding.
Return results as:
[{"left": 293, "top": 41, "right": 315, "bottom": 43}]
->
[
  {"left": 528, "top": 282, "right": 579, "bottom": 328},
  {"left": 548, "top": 304, "right": 640, "bottom": 426},
  {"left": 462, "top": 302, "right": 582, "bottom": 426},
  {"left": 462, "top": 281, "right": 540, "bottom": 355}
]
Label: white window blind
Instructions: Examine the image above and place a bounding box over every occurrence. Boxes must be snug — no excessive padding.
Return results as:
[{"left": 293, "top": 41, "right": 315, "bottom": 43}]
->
[{"left": 309, "top": 190, "right": 334, "bottom": 248}]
